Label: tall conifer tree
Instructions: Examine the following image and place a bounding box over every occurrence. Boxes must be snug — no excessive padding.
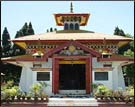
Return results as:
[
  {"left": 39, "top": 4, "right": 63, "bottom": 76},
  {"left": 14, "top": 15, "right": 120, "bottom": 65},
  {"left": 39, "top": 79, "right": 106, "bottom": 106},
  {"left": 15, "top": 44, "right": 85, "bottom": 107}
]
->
[{"left": 2, "top": 27, "right": 11, "bottom": 57}]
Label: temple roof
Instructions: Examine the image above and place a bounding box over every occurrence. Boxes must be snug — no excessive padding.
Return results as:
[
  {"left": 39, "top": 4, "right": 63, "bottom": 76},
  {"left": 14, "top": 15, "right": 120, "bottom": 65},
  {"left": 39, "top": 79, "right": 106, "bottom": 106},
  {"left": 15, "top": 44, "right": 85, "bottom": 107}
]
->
[
  {"left": 12, "top": 31, "right": 132, "bottom": 41},
  {"left": 12, "top": 31, "right": 132, "bottom": 49}
]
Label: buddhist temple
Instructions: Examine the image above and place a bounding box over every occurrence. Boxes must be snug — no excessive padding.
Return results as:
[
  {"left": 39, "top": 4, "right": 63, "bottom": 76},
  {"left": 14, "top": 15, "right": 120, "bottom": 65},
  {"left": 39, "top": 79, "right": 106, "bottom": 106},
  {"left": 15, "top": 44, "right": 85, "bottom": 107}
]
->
[{"left": 2, "top": 3, "right": 133, "bottom": 96}]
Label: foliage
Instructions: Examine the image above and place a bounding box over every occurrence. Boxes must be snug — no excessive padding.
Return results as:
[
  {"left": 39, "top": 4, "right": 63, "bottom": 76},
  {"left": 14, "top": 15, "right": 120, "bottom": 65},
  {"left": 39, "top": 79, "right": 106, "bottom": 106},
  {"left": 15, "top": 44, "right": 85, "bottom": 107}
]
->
[
  {"left": 29, "top": 82, "right": 48, "bottom": 98},
  {"left": 114, "top": 26, "right": 126, "bottom": 36},
  {"left": 2, "top": 22, "right": 35, "bottom": 84},
  {"left": 2, "top": 27, "right": 12, "bottom": 57},
  {"left": 12, "top": 22, "right": 34, "bottom": 56},
  {"left": 126, "top": 86, "right": 134, "bottom": 96},
  {"left": 1, "top": 81, "right": 19, "bottom": 100},
  {"left": 113, "top": 26, "right": 134, "bottom": 86},
  {"left": 94, "top": 85, "right": 110, "bottom": 96},
  {"left": 124, "top": 49, "right": 134, "bottom": 57}
]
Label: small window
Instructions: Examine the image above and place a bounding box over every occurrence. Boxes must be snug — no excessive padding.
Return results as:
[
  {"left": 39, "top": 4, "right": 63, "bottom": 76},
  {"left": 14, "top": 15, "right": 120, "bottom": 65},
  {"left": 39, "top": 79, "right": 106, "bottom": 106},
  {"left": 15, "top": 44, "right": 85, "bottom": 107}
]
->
[
  {"left": 102, "top": 54, "right": 109, "bottom": 58},
  {"left": 103, "top": 64, "right": 112, "bottom": 67},
  {"left": 95, "top": 72, "right": 108, "bottom": 81},
  {"left": 75, "top": 23, "right": 79, "bottom": 30},
  {"left": 64, "top": 23, "right": 68, "bottom": 30},
  {"left": 37, "top": 72, "right": 50, "bottom": 81},
  {"left": 70, "top": 23, "right": 74, "bottom": 30},
  {"left": 33, "top": 63, "right": 42, "bottom": 68},
  {"left": 36, "top": 55, "right": 42, "bottom": 58}
]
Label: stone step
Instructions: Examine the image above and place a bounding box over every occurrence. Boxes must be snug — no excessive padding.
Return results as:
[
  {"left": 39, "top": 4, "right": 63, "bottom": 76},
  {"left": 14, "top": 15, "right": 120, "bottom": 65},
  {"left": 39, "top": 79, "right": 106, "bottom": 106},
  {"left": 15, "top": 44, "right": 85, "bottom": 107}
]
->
[{"left": 47, "top": 98, "right": 98, "bottom": 106}]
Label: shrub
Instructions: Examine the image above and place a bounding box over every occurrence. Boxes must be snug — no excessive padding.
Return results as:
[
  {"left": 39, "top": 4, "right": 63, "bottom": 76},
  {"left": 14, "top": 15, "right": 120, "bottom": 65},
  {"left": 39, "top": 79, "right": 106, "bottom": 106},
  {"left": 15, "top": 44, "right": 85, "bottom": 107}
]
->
[{"left": 94, "top": 85, "right": 110, "bottom": 96}]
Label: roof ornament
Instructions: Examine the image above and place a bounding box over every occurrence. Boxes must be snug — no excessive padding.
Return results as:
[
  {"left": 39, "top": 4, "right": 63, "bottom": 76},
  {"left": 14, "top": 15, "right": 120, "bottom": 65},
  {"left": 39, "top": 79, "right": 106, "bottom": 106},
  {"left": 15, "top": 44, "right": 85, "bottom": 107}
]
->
[{"left": 70, "top": 2, "right": 73, "bottom": 13}]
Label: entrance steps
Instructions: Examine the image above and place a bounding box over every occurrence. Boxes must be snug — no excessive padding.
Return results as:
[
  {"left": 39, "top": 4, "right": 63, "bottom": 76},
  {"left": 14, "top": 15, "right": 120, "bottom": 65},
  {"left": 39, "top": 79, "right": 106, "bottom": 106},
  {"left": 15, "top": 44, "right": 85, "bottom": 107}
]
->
[{"left": 47, "top": 98, "right": 98, "bottom": 106}]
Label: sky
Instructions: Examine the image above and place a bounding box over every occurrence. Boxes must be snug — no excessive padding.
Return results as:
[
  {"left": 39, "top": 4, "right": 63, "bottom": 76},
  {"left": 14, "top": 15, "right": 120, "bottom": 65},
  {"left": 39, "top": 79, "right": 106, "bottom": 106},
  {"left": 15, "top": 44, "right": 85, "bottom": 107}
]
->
[{"left": 1, "top": 1, "right": 134, "bottom": 39}]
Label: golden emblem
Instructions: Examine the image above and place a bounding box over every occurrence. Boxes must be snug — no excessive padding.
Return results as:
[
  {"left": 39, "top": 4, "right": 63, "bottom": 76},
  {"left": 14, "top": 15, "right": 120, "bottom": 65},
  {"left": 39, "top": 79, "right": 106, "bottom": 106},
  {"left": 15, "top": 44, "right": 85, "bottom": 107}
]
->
[{"left": 69, "top": 45, "right": 76, "bottom": 53}]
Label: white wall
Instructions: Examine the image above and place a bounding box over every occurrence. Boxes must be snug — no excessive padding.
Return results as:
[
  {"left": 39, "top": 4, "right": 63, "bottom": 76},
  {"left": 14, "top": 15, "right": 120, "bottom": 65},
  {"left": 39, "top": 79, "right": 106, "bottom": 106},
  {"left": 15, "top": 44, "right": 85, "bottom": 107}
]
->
[
  {"left": 92, "top": 58, "right": 126, "bottom": 90},
  {"left": 19, "top": 58, "right": 53, "bottom": 95},
  {"left": 19, "top": 57, "right": 126, "bottom": 95}
]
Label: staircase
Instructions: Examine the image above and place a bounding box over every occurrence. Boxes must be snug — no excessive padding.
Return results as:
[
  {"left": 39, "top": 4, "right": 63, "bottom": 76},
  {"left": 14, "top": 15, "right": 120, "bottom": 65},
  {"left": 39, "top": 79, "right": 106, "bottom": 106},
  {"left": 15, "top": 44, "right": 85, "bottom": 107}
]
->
[{"left": 47, "top": 98, "right": 98, "bottom": 106}]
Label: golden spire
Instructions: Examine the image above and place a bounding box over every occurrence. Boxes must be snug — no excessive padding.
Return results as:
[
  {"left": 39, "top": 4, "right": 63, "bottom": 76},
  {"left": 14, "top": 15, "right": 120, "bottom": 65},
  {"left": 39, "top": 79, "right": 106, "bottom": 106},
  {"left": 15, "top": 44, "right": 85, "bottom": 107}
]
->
[{"left": 70, "top": 2, "right": 73, "bottom": 13}]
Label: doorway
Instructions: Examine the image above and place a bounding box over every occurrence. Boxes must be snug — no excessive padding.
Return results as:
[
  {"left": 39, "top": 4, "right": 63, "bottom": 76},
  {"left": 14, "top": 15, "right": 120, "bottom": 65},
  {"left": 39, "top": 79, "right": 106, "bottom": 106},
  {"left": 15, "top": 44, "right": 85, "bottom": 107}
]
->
[{"left": 59, "top": 64, "right": 86, "bottom": 90}]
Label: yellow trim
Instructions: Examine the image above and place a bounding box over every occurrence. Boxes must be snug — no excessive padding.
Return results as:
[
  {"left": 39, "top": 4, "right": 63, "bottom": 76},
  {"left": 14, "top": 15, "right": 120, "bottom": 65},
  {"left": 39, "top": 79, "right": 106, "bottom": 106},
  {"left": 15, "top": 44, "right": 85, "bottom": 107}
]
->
[
  {"left": 15, "top": 42, "right": 26, "bottom": 49},
  {"left": 59, "top": 60, "right": 86, "bottom": 64}
]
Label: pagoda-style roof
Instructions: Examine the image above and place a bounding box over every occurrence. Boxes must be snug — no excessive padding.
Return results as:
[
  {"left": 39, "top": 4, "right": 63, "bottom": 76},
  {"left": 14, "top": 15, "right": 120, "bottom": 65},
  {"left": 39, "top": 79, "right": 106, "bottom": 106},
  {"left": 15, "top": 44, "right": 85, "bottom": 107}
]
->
[
  {"left": 12, "top": 31, "right": 132, "bottom": 49},
  {"left": 54, "top": 13, "right": 90, "bottom": 26},
  {"left": 54, "top": 2, "right": 90, "bottom": 26}
]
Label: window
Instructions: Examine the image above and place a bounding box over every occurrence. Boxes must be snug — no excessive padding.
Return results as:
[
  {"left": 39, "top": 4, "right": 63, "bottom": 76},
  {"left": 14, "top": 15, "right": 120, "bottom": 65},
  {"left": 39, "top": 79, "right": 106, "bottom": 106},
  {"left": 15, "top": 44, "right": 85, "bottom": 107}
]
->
[
  {"left": 95, "top": 72, "right": 108, "bottom": 81},
  {"left": 33, "top": 63, "right": 42, "bottom": 68},
  {"left": 37, "top": 72, "right": 50, "bottom": 81},
  {"left": 64, "top": 23, "right": 68, "bottom": 30},
  {"left": 102, "top": 55, "right": 109, "bottom": 58},
  {"left": 103, "top": 64, "right": 112, "bottom": 67},
  {"left": 70, "top": 23, "right": 74, "bottom": 30},
  {"left": 75, "top": 23, "right": 79, "bottom": 30}
]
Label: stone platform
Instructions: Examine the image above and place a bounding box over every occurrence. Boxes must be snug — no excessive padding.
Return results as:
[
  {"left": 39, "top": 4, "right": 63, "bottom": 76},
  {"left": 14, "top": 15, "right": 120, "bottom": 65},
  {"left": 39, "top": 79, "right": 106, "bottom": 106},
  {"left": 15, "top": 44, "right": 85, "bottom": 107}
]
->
[{"left": 47, "top": 98, "right": 98, "bottom": 106}]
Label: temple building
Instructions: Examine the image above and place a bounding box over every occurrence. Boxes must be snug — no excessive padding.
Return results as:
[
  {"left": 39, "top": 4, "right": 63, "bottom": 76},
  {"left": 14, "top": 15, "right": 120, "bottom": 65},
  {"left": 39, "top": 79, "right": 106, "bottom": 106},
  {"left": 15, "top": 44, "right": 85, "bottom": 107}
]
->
[{"left": 2, "top": 3, "right": 133, "bottom": 95}]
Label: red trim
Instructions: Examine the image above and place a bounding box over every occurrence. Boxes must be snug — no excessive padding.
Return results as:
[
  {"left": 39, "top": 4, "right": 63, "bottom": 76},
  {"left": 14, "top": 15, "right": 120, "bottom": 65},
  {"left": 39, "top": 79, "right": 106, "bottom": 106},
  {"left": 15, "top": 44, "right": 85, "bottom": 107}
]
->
[
  {"left": 54, "top": 14, "right": 90, "bottom": 16},
  {"left": 86, "top": 58, "right": 90, "bottom": 94},
  {"left": 52, "top": 55, "right": 92, "bottom": 94},
  {"left": 98, "top": 57, "right": 134, "bottom": 62},
  {"left": 2, "top": 59, "right": 16, "bottom": 62},
  {"left": 44, "top": 40, "right": 101, "bottom": 59}
]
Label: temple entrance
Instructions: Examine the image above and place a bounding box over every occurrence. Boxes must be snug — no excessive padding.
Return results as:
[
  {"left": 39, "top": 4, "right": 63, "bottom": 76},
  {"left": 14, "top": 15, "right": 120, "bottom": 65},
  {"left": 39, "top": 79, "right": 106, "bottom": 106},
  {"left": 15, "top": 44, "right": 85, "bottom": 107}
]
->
[{"left": 59, "top": 64, "right": 86, "bottom": 94}]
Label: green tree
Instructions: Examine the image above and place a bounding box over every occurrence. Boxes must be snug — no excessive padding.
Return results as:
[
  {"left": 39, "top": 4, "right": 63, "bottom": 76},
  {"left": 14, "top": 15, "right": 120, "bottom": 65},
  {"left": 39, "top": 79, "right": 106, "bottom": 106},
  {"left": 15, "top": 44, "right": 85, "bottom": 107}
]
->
[
  {"left": 124, "top": 49, "right": 134, "bottom": 57},
  {"left": 113, "top": 27, "right": 134, "bottom": 86},
  {"left": 27, "top": 22, "right": 35, "bottom": 35},
  {"left": 12, "top": 22, "right": 35, "bottom": 56},
  {"left": 12, "top": 31, "right": 26, "bottom": 56},
  {"left": 46, "top": 29, "right": 49, "bottom": 32},
  {"left": 114, "top": 26, "right": 126, "bottom": 36},
  {"left": 50, "top": 27, "right": 53, "bottom": 32},
  {"left": 114, "top": 27, "right": 132, "bottom": 54},
  {"left": 21, "top": 22, "right": 28, "bottom": 36},
  {"left": 2, "top": 27, "right": 12, "bottom": 57}
]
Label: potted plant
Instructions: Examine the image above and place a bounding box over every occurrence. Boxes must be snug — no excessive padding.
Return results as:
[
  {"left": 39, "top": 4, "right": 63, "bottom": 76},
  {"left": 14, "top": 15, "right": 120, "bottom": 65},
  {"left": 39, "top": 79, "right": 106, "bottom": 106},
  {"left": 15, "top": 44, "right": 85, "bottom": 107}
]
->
[
  {"left": 26, "top": 93, "right": 32, "bottom": 101},
  {"left": 39, "top": 91, "right": 46, "bottom": 101},
  {"left": 30, "top": 83, "right": 42, "bottom": 101},
  {"left": 21, "top": 92, "right": 26, "bottom": 100},
  {"left": 91, "top": 83, "right": 98, "bottom": 96},
  {"left": 3, "top": 89, "right": 11, "bottom": 103},
  {"left": 124, "top": 86, "right": 134, "bottom": 104}
]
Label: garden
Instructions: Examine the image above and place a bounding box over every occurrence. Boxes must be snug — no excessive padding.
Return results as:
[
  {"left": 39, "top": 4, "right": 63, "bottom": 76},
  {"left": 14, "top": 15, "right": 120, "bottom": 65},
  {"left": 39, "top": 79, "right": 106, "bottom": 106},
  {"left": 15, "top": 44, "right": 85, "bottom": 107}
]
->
[
  {"left": 1, "top": 80, "right": 49, "bottom": 104},
  {"left": 1, "top": 81, "right": 134, "bottom": 105},
  {"left": 92, "top": 84, "right": 134, "bottom": 104}
]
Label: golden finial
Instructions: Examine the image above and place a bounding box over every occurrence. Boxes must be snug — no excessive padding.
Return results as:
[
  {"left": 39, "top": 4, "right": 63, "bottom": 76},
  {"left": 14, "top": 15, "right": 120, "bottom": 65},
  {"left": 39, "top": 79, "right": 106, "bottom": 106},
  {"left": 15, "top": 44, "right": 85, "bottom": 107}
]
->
[{"left": 70, "top": 2, "right": 73, "bottom": 13}]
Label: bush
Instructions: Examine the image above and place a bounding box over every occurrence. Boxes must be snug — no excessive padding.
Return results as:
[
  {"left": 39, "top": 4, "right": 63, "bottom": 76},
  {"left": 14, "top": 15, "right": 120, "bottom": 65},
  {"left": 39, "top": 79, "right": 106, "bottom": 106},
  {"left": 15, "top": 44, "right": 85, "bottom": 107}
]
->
[{"left": 94, "top": 85, "right": 110, "bottom": 96}]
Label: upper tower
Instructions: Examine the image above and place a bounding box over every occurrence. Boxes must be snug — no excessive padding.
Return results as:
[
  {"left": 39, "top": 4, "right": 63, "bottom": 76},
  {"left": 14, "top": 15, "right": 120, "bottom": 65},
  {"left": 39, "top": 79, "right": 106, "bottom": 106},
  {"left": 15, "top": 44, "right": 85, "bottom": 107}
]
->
[{"left": 54, "top": 2, "right": 90, "bottom": 30}]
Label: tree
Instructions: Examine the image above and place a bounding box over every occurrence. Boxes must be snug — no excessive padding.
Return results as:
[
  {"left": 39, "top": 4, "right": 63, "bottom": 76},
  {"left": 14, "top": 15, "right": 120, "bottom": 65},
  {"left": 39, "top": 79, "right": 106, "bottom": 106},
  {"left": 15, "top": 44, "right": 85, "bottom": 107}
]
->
[
  {"left": 113, "top": 27, "right": 134, "bottom": 86},
  {"left": 46, "top": 29, "right": 49, "bottom": 32},
  {"left": 21, "top": 22, "right": 28, "bottom": 36},
  {"left": 27, "top": 22, "right": 35, "bottom": 35},
  {"left": 124, "top": 49, "right": 134, "bottom": 57},
  {"left": 12, "top": 31, "right": 26, "bottom": 56},
  {"left": 50, "top": 27, "right": 53, "bottom": 32},
  {"left": 54, "top": 28, "right": 57, "bottom": 31},
  {"left": 12, "top": 22, "right": 35, "bottom": 56},
  {"left": 114, "top": 27, "right": 132, "bottom": 54},
  {"left": 2, "top": 27, "right": 11, "bottom": 57},
  {"left": 114, "top": 26, "right": 126, "bottom": 36}
]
